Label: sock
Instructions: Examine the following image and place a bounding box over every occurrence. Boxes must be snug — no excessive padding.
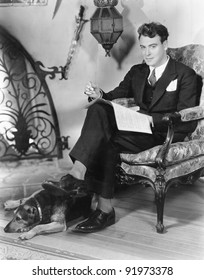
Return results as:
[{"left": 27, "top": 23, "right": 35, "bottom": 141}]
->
[{"left": 69, "top": 160, "right": 87, "bottom": 180}]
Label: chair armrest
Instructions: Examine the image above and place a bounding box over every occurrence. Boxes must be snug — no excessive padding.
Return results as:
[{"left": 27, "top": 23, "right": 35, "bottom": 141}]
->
[
  {"left": 162, "top": 112, "right": 181, "bottom": 125},
  {"left": 155, "top": 112, "right": 181, "bottom": 169},
  {"left": 179, "top": 105, "right": 204, "bottom": 121},
  {"left": 161, "top": 105, "right": 204, "bottom": 126},
  {"left": 155, "top": 119, "right": 175, "bottom": 169},
  {"left": 155, "top": 106, "right": 204, "bottom": 169}
]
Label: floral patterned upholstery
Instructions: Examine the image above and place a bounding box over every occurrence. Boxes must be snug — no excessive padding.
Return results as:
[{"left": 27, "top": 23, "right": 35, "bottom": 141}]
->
[
  {"left": 180, "top": 105, "right": 204, "bottom": 122},
  {"left": 120, "top": 155, "right": 204, "bottom": 183},
  {"left": 121, "top": 139, "right": 204, "bottom": 166},
  {"left": 167, "top": 45, "right": 204, "bottom": 82},
  {"left": 112, "top": 97, "right": 137, "bottom": 107}
]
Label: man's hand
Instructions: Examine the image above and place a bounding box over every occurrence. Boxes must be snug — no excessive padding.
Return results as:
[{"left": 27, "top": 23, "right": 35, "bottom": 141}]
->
[{"left": 84, "top": 81, "right": 102, "bottom": 100}]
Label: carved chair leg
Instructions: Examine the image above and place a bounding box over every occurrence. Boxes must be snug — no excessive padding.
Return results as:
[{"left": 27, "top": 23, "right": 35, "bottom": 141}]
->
[
  {"left": 154, "top": 190, "right": 166, "bottom": 233},
  {"left": 154, "top": 176, "right": 167, "bottom": 233}
]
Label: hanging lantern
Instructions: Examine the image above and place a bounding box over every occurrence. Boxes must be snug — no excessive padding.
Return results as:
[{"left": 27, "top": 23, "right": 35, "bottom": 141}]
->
[{"left": 90, "top": 0, "right": 123, "bottom": 56}]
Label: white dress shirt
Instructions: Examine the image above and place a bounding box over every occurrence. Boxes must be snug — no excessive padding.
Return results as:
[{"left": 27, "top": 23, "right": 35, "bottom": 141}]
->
[{"left": 148, "top": 56, "right": 170, "bottom": 83}]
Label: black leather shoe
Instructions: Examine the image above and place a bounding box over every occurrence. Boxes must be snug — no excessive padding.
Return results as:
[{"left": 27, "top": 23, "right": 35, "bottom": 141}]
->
[
  {"left": 42, "top": 174, "right": 87, "bottom": 197},
  {"left": 73, "top": 208, "right": 115, "bottom": 233}
]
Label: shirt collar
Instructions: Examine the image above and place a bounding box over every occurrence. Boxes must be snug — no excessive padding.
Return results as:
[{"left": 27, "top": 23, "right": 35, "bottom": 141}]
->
[{"left": 149, "top": 55, "right": 170, "bottom": 81}]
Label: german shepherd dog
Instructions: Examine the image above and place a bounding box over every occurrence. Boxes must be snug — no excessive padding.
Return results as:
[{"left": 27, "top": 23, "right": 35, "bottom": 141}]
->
[{"left": 3, "top": 188, "right": 92, "bottom": 240}]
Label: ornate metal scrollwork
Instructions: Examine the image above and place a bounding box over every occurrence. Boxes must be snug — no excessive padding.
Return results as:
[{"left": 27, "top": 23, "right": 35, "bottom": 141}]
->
[{"left": 0, "top": 26, "right": 68, "bottom": 161}]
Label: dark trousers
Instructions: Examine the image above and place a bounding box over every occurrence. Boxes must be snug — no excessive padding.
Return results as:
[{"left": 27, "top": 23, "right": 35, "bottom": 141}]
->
[{"left": 70, "top": 103, "right": 166, "bottom": 198}]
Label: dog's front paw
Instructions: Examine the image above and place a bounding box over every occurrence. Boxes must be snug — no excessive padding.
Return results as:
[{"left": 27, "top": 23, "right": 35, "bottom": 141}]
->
[
  {"left": 19, "top": 231, "right": 36, "bottom": 240},
  {"left": 4, "top": 200, "right": 20, "bottom": 210}
]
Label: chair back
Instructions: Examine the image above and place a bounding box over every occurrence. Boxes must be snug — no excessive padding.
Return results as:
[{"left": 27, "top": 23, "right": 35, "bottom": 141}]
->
[
  {"left": 168, "top": 44, "right": 204, "bottom": 140},
  {"left": 167, "top": 44, "right": 204, "bottom": 102}
]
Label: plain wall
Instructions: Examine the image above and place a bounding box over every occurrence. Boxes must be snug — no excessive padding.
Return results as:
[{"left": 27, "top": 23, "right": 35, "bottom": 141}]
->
[{"left": 0, "top": 0, "right": 204, "bottom": 163}]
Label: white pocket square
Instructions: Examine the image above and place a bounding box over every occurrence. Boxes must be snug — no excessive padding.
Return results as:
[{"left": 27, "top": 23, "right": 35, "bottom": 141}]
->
[{"left": 166, "top": 79, "right": 177, "bottom": 91}]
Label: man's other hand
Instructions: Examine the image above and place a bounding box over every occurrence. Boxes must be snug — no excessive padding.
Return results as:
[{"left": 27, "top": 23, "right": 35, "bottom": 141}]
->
[{"left": 84, "top": 81, "right": 102, "bottom": 100}]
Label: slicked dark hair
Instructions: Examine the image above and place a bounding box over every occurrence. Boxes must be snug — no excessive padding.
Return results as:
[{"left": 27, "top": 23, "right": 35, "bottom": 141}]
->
[{"left": 138, "top": 22, "right": 169, "bottom": 43}]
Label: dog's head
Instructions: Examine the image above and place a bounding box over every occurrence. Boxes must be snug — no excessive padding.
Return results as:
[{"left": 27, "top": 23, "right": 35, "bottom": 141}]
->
[{"left": 4, "top": 203, "right": 38, "bottom": 233}]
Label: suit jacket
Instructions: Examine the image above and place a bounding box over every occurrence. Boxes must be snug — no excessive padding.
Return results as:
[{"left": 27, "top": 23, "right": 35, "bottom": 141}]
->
[{"left": 103, "top": 58, "right": 199, "bottom": 136}]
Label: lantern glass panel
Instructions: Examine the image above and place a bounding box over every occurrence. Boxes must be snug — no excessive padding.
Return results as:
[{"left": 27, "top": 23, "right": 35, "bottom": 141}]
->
[
  {"left": 110, "top": 7, "right": 122, "bottom": 18},
  {"left": 113, "top": 18, "right": 123, "bottom": 31},
  {"left": 111, "top": 31, "right": 122, "bottom": 42},
  {"left": 92, "top": 33, "right": 103, "bottom": 44},
  {"left": 91, "top": 19, "right": 100, "bottom": 32},
  {"left": 101, "top": 7, "right": 111, "bottom": 18},
  {"left": 91, "top": 8, "right": 100, "bottom": 19},
  {"left": 101, "top": 18, "right": 114, "bottom": 32},
  {"left": 101, "top": 33, "right": 112, "bottom": 43}
]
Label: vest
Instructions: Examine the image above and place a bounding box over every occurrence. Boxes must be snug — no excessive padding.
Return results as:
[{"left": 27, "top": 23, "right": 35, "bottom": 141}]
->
[{"left": 143, "top": 80, "right": 155, "bottom": 109}]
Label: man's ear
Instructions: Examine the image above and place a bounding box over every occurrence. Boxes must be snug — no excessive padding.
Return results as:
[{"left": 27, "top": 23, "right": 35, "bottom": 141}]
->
[{"left": 163, "top": 40, "right": 168, "bottom": 51}]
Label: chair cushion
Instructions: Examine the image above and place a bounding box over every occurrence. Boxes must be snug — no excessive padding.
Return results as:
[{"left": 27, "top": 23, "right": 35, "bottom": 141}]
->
[
  {"left": 120, "top": 139, "right": 204, "bottom": 166},
  {"left": 190, "top": 119, "right": 204, "bottom": 140}
]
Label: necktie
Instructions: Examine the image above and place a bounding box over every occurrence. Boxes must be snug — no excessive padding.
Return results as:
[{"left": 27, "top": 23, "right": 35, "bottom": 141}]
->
[{"left": 149, "top": 69, "right": 156, "bottom": 87}]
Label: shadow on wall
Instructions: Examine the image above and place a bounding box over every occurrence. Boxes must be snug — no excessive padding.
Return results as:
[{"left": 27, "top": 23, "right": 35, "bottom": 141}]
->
[{"left": 111, "top": 0, "right": 149, "bottom": 69}]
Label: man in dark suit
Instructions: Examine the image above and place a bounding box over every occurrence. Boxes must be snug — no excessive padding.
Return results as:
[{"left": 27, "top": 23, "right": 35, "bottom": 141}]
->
[{"left": 43, "top": 22, "right": 199, "bottom": 233}]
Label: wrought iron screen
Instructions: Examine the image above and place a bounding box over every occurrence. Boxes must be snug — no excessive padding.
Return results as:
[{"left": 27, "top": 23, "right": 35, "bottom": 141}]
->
[{"left": 0, "top": 26, "right": 65, "bottom": 161}]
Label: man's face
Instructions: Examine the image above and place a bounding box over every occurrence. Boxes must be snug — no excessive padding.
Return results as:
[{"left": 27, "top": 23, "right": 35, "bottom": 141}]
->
[{"left": 139, "top": 35, "right": 168, "bottom": 67}]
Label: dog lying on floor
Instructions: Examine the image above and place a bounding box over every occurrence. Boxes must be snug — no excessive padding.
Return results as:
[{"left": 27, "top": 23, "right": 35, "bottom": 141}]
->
[{"left": 3, "top": 187, "right": 92, "bottom": 240}]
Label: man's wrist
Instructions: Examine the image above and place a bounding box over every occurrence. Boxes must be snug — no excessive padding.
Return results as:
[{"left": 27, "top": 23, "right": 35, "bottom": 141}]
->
[
  {"left": 88, "top": 89, "right": 103, "bottom": 102},
  {"left": 98, "top": 89, "right": 103, "bottom": 99}
]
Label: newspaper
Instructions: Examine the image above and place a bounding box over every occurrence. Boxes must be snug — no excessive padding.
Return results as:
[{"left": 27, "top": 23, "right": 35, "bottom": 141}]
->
[{"left": 85, "top": 98, "right": 152, "bottom": 134}]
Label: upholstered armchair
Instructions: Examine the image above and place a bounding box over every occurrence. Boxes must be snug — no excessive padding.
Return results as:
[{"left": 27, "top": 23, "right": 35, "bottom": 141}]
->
[{"left": 114, "top": 44, "right": 204, "bottom": 233}]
